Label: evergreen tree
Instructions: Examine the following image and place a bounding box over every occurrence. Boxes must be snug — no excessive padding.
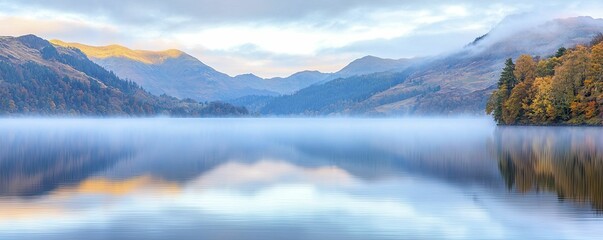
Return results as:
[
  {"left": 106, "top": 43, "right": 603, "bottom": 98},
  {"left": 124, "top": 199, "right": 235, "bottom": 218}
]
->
[
  {"left": 555, "top": 47, "right": 567, "bottom": 58},
  {"left": 487, "top": 58, "right": 516, "bottom": 123},
  {"left": 500, "top": 58, "right": 518, "bottom": 89}
]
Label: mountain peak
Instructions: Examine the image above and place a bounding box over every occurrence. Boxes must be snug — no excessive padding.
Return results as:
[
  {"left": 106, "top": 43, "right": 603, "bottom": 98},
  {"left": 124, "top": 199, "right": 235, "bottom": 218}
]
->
[
  {"left": 287, "top": 70, "right": 324, "bottom": 78},
  {"left": 50, "top": 40, "right": 184, "bottom": 64},
  {"left": 346, "top": 55, "right": 399, "bottom": 66},
  {"left": 17, "top": 34, "right": 52, "bottom": 50},
  {"left": 235, "top": 73, "right": 262, "bottom": 78},
  {"left": 335, "top": 55, "right": 412, "bottom": 77},
  {"left": 357, "top": 55, "right": 381, "bottom": 60}
]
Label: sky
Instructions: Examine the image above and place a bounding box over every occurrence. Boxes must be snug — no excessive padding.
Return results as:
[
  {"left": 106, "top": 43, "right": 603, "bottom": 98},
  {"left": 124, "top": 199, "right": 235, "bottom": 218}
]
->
[{"left": 1, "top": 0, "right": 603, "bottom": 78}]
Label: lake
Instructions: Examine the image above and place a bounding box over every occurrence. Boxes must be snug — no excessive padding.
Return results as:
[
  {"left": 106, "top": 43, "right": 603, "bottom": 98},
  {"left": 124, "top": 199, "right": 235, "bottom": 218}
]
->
[{"left": 0, "top": 118, "right": 602, "bottom": 239}]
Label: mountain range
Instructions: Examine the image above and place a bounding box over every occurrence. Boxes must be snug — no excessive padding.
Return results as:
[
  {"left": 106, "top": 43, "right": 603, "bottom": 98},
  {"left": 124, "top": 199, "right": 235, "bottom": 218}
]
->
[
  {"left": 0, "top": 35, "right": 247, "bottom": 116},
  {"left": 50, "top": 40, "right": 332, "bottom": 101},
  {"left": 261, "top": 16, "right": 603, "bottom": 115},
  {"left": 49, "top": 40, "right": 416, "bottom": 103},
  {"left": 2, "top": 16, "right": 602, "bottom": 116}
]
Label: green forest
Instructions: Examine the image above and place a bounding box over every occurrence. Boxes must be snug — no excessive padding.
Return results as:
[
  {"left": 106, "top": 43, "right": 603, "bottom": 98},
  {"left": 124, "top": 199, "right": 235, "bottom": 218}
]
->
[
  {"left": 0, "top": 35, "right": 248, "bottom": 117},
  {"left": 487, "top": 35, "right": 603, "bottom": 125}
]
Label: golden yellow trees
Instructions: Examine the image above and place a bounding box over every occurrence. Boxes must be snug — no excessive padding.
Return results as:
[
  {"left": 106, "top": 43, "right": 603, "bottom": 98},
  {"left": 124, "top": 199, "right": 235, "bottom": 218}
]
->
[
  {"left": 536, "top": 57, "right": 561, "bottom": 77},
  {"left": 583, "top": 42, "right": 603, "bottom": 123},
  {"left": 503, "top": 81, "right": 529, "bottom": 124},
  {"left": 528, "top": 76, "right": 554, "bottom": 123},
  {"left": 589, "top": 42, "right": 603, "bottom": 82},
  {"left": 551, "top": 46, "right": 590, "bottom": 121},
  {"left": 487, "top": 40, "right": 603, "bottom": 125},
  {"left": 514, "top": 54, "right": 537, "bottom": 83},
  {"left": 503, "top": 54, "right": 537, "bottom": 124}
]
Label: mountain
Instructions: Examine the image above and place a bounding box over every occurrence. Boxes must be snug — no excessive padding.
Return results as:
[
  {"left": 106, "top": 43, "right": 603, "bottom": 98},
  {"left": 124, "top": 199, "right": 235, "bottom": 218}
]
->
[
  {"left": 264, "top": 70, "right": 329, "bottom": 92},
  {"left": 260, "top": 16, "right": 603, "bottom": 115},
  {"left": 330, "top": 55, "right": 414, "bottom": 79},
  {"left": 226, "top": 56, "right": 418, "bottom": 113},
  {"left": 384, "top": 16, "right": 603, "bottom": 115},
  {"left": 50, "top": 39, "right": 248, "bottom": 101},
  {"left": 50, "top": 40, "right": 420, "bottom": 107},
  {"left": 0, "top": 35, "right": 247, "bottom": 116},
  {"left": 261, "top": 72, "right": 414, "bottom": 115},
  {"left": 51, "top": 40, "right": 330, "bottom": 101}
]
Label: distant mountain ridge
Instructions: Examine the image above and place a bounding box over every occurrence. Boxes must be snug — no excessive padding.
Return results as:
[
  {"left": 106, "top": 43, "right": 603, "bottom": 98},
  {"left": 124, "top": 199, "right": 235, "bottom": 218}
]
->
[
  {"left": 259, "top": 16, "right": 603, "bottom": 115},
  {"left": 51, "top": 41, "right": 334, "bottom": 101},
  {"left": 332, "top": 55, "right": 414, "bottom": 78},
  {"left": 0, "top": 34, "right": 247, "bottom": 116},
  {"left": 51, "top": 40, "right": 418, "bottom": 103},
  {"left": 51, "top": 40, "right": 185, "bottom": 64}
]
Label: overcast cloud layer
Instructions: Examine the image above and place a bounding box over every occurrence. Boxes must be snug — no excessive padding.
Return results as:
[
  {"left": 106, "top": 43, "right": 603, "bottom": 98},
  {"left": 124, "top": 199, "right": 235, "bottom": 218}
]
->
[{"left": 1, "top": 0, "right": 603, "bottom": 77}]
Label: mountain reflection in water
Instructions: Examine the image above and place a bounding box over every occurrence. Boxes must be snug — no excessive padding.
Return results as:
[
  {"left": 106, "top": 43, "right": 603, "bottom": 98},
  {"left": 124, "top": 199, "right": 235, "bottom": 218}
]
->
[{"left": 0, "top": 118, "right": 601, "bottom": 240}]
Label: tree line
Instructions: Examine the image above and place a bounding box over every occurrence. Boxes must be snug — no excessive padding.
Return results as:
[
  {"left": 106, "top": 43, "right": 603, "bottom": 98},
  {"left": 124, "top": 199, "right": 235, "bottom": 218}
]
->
[{"left": 487, "top": 35, "right": 603, "bottom": 125}]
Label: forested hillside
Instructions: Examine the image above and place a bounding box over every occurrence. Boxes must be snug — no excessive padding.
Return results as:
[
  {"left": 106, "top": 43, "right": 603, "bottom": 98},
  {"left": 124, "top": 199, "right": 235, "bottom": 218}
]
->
[
  {"left": 260, "top": 72, "right": 413, "bottom": 115},
  {"left": 0, "top": 35, "right": 247, "bottom": 116},
  {"left": 486, "top": 35, "right": 603, "bottom": 125}
]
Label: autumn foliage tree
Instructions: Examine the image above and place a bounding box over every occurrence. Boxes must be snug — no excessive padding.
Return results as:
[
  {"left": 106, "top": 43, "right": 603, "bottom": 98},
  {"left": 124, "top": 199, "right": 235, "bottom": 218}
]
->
[
  {"left": 486, "top": 58, "right": 516, "bottom": 123},
  {"left": 503, "top": 55, "right": 537, "bottom": 124},
  {"left": 487, "top": 38, "right": 603, "bottom": 125}
]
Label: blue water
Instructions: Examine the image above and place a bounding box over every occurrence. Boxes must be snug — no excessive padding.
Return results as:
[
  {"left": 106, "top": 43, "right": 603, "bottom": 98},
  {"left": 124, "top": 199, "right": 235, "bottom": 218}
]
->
[{"left": 0, "top": 118, "right": 602, "bottom": 239}]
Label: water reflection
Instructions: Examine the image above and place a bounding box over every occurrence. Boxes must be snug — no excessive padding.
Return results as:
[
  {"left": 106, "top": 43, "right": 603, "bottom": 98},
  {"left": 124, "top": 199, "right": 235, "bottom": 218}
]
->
[
  {"left": 494, "top": 127, "right": 603, "bottom": 211},
  {"left": 0, "top": 129, "right": 132, "bottom": 197},
  {"left": 0, "top": 118, "right": 601, "bottom": 239}
]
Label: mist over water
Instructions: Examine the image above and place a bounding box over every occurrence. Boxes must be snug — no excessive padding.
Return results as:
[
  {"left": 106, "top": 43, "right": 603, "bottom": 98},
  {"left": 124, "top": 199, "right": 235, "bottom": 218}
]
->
[{"left": 0, "top": 118, "right": 602, "bottom": 239}]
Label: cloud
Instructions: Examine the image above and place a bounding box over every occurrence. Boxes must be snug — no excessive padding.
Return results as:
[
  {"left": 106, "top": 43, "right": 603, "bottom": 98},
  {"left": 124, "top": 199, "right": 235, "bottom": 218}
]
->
[
  {"left": 0, "top": 0, "right": 481, "bottom": 26},
  {"left": 2, "top": 0, "right": 592, "bottom": 27},
  {"left": 0, "top": 16, "right": 123, "bottom": 43},
  {"left": 3, "top": 0, "right": 603, "bottom": 77},
  {"left": 186, "top": 45, "right": 355, "bottom": 77},
  {"left": 188, "top": 160, "right": 358, "bottom": 188}
]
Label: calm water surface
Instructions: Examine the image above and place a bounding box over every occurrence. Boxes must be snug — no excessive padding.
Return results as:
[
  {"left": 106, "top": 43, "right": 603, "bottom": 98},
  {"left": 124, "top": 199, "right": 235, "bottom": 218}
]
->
[{"left": 0, "top": 118, "right": 602, "bottom": 239}]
